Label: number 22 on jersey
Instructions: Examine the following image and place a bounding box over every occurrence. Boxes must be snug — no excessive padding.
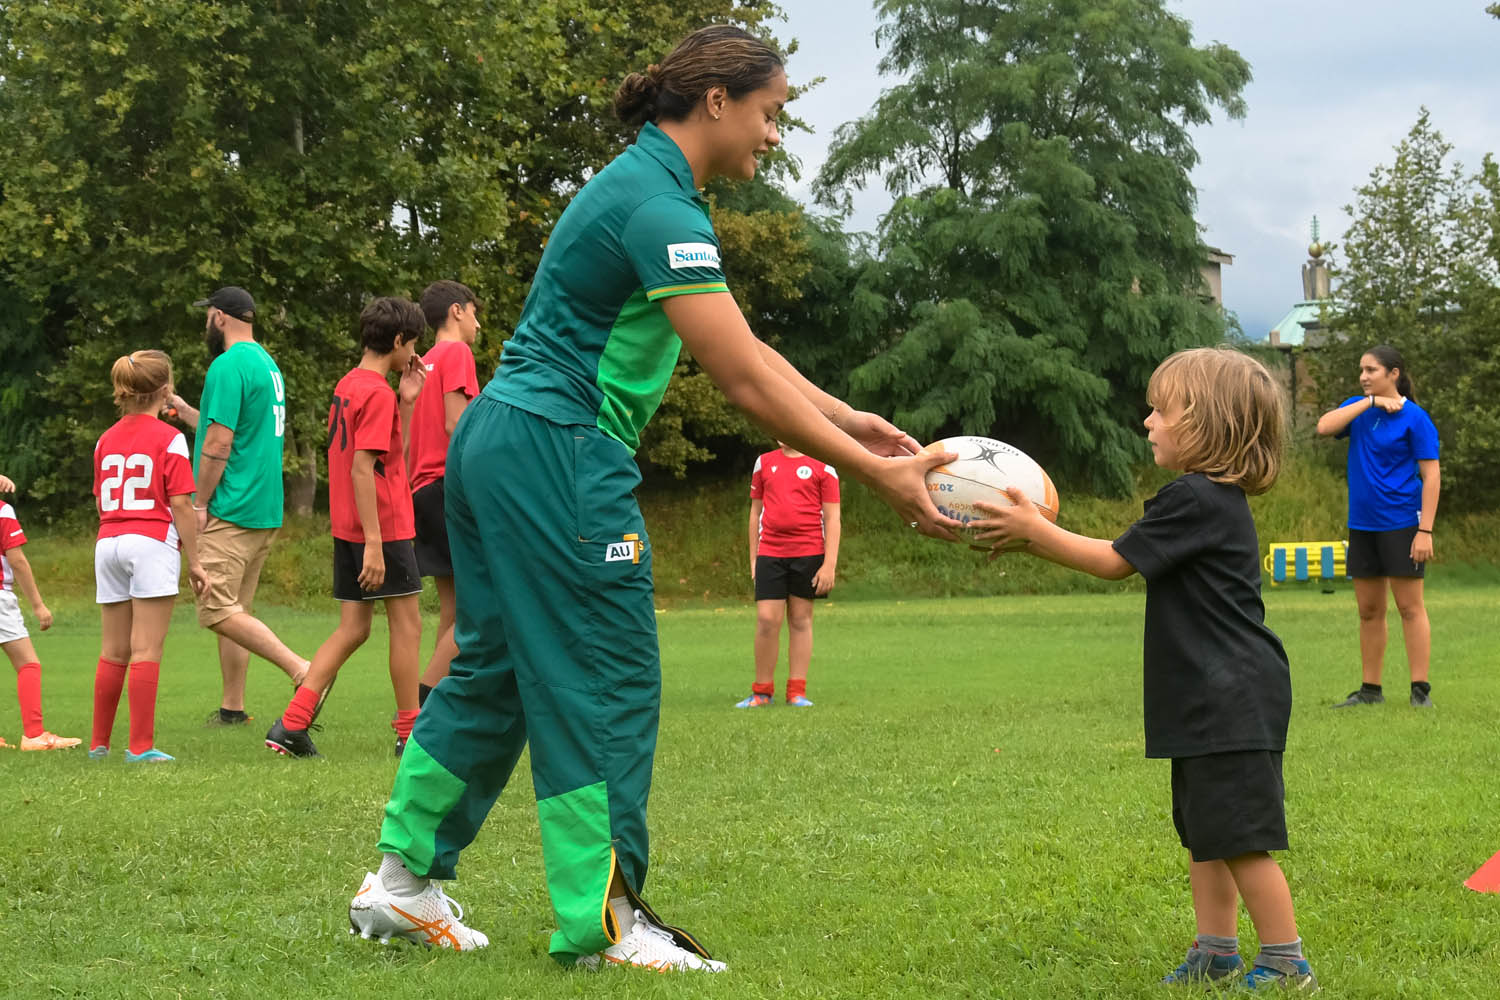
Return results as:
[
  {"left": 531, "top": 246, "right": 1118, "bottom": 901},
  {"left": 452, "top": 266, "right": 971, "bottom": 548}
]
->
[{"left": 99, "top": 453, "right": 156, "bottom": 512}]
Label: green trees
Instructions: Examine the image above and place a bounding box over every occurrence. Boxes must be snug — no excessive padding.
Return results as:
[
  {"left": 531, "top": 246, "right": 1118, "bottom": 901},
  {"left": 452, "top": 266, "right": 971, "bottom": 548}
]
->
[
  {"left": 1310, "top": 111, "right": 1500, "bottom": 510},
  {"left": 0, "top": 0, "right": 788, "bottom": 507},
  {"left": 815, "top": 0, "right": 1249, "bottom": 493}
]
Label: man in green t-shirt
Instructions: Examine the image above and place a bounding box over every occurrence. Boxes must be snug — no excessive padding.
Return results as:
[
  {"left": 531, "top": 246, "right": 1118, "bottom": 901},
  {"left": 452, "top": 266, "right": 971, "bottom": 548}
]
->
[{"left": 169, "top": 287, "right": 309, "bottom": 726}]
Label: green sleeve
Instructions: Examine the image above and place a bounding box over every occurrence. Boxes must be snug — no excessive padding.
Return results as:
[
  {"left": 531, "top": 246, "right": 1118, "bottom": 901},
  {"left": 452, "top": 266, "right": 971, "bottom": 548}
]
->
[
  {"left": 200, "top": 353, "right": 245, "bottom": 433},
  {"left": 621, "top": 193, "right": 730, "bottom": 301}
]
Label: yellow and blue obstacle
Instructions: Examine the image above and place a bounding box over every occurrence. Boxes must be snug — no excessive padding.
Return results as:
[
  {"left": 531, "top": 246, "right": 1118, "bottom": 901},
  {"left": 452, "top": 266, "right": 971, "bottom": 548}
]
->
[{"left": 1264, "top": 540, "right": 1348, "bottom": 586}]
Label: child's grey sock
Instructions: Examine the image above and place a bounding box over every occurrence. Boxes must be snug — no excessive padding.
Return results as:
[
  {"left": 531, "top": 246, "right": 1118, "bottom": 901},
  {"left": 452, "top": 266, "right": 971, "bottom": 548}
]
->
[
  {"left": 1195, "top": 933, "right": 1239, "bottom": 955},
  {"left": 1257, "top": 938, "right": 1305, "bottom": 962}
]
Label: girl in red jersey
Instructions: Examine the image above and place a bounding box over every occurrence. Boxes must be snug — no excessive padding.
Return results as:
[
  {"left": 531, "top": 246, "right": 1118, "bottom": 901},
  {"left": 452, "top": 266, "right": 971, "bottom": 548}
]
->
[{"left": 91, "top": 350, "right": 208, "bottom": 762}]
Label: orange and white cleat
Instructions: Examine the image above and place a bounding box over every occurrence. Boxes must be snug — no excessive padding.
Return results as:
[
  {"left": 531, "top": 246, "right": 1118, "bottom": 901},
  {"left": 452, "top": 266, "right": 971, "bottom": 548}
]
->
[
  {"left": 348, "top": 871, "right": 489, "bottom": 951},
  {"left": 20, "top": 731, "right": 82, "bottom": 751},
  {"left": 577, "top": 910, "right": 727, "bottom": 972},
  {"left": 0, "top": 736, "right": 13, "bottom": 749}
]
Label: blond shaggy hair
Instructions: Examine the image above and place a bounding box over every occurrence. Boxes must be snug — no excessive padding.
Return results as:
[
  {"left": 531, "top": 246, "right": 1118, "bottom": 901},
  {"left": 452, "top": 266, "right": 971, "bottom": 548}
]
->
[{"left": 1146, "top": 348, "right": 1285, "bottom": 496}]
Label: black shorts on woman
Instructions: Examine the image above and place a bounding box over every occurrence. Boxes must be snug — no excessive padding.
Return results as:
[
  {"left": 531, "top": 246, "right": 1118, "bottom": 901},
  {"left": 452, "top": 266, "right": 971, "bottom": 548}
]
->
[{"left": 1346, "top": 526, "right": 1423, "bottom": 579}]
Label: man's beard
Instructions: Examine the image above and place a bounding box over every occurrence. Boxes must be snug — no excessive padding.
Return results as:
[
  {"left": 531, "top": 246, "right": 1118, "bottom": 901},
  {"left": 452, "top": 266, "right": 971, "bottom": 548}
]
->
[{"left": 206, "top": 322, "right": 226, "bottom": 359}]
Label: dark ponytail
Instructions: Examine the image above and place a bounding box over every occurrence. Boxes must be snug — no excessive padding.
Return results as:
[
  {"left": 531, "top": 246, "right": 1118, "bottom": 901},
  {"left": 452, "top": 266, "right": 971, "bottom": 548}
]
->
[
  {"left": 614, "top": 25, "right": 783, "bottom": 127},
  {"left": 1366, "top": 344, "right": 1415, "bottom": 400}
]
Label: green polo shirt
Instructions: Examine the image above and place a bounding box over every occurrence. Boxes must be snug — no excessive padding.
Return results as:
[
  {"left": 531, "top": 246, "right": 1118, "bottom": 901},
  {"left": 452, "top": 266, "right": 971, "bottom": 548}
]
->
[
  {"left": 192, "top": 340, "right": 286, "bottom": 529},
  {"left": 485, "top": 122, "right": 730, "bottom": 452}
]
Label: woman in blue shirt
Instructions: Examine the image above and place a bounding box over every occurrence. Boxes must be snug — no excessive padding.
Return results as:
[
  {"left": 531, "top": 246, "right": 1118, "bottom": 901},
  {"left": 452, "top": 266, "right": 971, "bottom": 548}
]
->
[{"left": 1316, "top": 345, "right": 1440, "bottom": 708}]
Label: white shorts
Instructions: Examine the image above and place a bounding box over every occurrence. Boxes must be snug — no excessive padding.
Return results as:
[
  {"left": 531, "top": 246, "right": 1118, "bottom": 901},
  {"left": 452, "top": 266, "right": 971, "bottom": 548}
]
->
[
  {"left": 0, "top": 590, "right": 27, "bottom": 643},
  {"left": 95, "top": 534, "right": 182, "bottom": 604}
]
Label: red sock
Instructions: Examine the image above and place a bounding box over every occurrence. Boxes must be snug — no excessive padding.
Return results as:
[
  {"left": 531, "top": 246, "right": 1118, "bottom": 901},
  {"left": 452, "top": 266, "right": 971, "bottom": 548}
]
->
[
  {"left": 126, "top": 661, "right": 160, "bottom": 755},
  {"left": 15, "top": 662, "right": 43, "bottom": 739},
  {"left": 283, "top": 685, "right": 322, "bottom": 731},
  {"left": 751, "top": 681, "right": 774, "bottom": 698},
  {"left": 91, "top": 657, "right": 128, "bottom": 749},
  {"left": 786, "top": 678, "right": 807, "bottom": 701},
  {"left": 392, "top": 708, "right": 419, "bottom": 740}
]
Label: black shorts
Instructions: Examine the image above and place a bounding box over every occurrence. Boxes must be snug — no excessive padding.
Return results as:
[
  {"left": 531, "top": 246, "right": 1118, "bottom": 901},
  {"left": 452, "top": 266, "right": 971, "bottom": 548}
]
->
[
  {"left": 332, "top": 538, "right": 423, "bottom": 602},
  {"left": 1170, "top": 751, "right": 1288, "bottom": 861},
  {"left": 411, "top": 479, "right": 453, "bottom": 578},
  {"left": 1347, "top": 526, "right": 1424, "bottom": 579},
  {"left": 754, "top": 554, "right": 827, "bottom": 602}
]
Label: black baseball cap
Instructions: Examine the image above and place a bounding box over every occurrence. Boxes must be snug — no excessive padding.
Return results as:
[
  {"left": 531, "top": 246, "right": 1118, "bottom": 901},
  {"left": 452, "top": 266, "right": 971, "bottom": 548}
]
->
[{"left": 193, "top": 286, "right": 256, "bottom": 322}]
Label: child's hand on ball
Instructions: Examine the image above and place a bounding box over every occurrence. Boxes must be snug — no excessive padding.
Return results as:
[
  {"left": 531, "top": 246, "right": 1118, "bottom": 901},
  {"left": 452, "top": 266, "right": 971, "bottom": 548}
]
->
[{"left": 972, "top": 488, "right": 1043, "bottom": 557}]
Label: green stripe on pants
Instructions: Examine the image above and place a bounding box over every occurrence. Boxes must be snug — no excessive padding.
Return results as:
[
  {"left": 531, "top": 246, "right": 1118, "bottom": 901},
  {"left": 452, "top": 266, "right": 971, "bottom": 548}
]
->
[{"left": 376, "top": 397, "right": 660, "bottom": 960}]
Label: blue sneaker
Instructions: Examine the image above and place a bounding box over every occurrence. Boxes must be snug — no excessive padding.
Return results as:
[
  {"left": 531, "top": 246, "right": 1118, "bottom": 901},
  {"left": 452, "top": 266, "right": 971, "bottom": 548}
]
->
[
  {"left": 88, "top": 745, "right": 109, "bottom": 760},
  {"left": 124, "top": 748, "right": 175, "bottom": 763},
  {"left": 735, "top": 693, "right": 773, "bottom": 708},
  {"left": 1161, "top": 945, "right": 1243, "bottom": 985},
  {"left": 1243, "top": 957, "right": 1317, "bottom": 992},
  {"left": 786, "top": 695, "right": 815, "bottom": 707}
]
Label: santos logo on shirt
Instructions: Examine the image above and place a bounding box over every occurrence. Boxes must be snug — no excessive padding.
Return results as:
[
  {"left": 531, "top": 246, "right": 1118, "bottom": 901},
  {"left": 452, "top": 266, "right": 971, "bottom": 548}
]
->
[{"left": 667, "top": 242, "right": 722, "bottom": 271}]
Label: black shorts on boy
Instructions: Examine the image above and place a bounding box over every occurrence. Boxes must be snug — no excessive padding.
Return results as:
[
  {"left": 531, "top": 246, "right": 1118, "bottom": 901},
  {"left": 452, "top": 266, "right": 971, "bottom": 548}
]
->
[
  {"left": 1346, "top": 526, "right": 1424, "bottom": 579},
  {"left": 1171, "top": 751, "right": 1288, "bottom": 860},
  {"left": 332, "top": 538, "right": 423, "bottom": 601},
  {"left": 411, "top": 478, "right": 452, "bottom": 578},
  {"left": 754, "top": 554, "right": 827, "bottom": 602}
]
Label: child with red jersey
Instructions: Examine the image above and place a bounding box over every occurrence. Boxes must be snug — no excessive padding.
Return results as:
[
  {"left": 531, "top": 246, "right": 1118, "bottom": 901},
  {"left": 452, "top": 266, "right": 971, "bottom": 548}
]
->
[
  {"left": 738, "top": 443, "right": 841, "bottom": 708},
  {"left": 90, "top": 350, "right": 208, "bottom": 762},
  {"left": 0, "top": 490, "right": 81, "bottom": 750},
  {"left": 266, "top": 297, "right": 427, "bottom": 759},
  {"left": 406, "top": 280, "right": 480, "bottom": 705}
]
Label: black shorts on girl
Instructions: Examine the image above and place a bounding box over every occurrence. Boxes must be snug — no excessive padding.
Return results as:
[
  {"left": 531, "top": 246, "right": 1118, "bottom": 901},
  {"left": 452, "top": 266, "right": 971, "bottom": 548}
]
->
[
  {"left": 1346, "top": 526, "right": 1424, "bottom": 578},
  {"left": 332, "top": 538, "right": 423, "bottom": 601},
  {"left": 1171, "top": 750, "right": 1288, "bottom": 861}
]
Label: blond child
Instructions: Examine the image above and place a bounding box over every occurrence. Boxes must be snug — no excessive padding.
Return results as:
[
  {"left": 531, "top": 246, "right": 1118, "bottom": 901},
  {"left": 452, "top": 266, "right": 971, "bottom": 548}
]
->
[
  {"left": 973, "top": 348, "right": 1316, "bottom": 991},
  {"left": 90, "top": 350, "right": 208, "bottom": 762}
]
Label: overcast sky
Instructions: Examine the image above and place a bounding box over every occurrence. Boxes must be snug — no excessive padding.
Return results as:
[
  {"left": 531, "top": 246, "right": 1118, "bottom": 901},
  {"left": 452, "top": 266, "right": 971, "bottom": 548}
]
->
[{"left": 778, "top": 1, "right": 1500, "bottom": 338}]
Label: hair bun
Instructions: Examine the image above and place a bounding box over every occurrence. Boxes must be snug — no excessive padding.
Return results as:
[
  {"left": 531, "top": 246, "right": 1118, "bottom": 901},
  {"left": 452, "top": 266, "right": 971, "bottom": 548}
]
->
[{"left": 613, "top": 70, "right": 660, "bottom": 126}]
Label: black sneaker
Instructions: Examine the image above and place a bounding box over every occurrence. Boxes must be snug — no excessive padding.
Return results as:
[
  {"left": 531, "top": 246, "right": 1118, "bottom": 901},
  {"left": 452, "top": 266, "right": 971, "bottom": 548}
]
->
[
  {"left": 394, "top": 736, "right": 407, "bottom": 758},
  {"left": 265, "top": 718, "right": 322, "bottom": 758},
  {"left": 1331, "top": 688, "right": 1385, "bottom": 708},
  {"left": 1410, "top": 687, "right": 1435, "bottom": 708},
  {"left": 204, "top": 708, "right": 253, "bottom": 727}
]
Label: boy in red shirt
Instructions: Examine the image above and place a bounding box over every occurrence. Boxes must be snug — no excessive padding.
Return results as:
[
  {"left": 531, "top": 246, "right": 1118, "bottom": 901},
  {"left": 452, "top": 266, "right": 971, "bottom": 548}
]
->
[
  {"left": 738, "top": 443, "right": 841, "bottom": 708},
  {"left": 266, "top": 297, "right": 427, "bottom": 758},
  {"left": 406, "top": 280, "right": 480, "bottom": 705},
  {"left": 0, "top": 497, "right": 82, "bottom": 750}
]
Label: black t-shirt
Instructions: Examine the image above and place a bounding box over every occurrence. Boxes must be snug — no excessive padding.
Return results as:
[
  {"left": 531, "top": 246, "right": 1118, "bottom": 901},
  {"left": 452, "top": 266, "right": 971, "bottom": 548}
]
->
[{"left": 1111, "top": 474, "right": 1290, "bottom": 758}]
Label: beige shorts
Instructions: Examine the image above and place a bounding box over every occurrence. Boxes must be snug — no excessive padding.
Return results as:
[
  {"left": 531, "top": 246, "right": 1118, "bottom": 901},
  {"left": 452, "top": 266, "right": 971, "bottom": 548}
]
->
[{"left": 195, "top": 518, "right": 279, "bottom": 628}]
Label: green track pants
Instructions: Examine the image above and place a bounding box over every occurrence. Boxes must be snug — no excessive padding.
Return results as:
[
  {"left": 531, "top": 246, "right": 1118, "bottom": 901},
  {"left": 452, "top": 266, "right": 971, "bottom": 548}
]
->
[{"left": 377, "top": 397, "right": 660, "bottom": 961}]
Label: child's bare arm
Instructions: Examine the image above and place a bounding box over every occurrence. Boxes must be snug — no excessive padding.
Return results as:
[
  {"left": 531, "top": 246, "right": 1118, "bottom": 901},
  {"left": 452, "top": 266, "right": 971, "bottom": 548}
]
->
[
  {"left": 748, "top": 498, "right": 763, "bottom": 578},
  {"left": 972, "top": 489, "right": 1136, "bottom": 581},
  {"left": 5, "top": 546, "right": 52, "bottom": 630}
]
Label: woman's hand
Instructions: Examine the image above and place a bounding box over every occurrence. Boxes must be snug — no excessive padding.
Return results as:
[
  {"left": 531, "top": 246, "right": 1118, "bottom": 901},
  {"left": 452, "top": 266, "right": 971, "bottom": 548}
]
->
[
  {"left": 866, "top": 450, "right": 963, "bottom": 541},
  {"left": 1371, "top": 394, "right": 1406, "bottom": 413},
  {"left": 971, "top": 488, "right": 1047, "bottom": 559},
  {"left": 838, "top": 409, "right": 922, "bottom": 457},
  {"left": 1410, "top": 530, "right": 1434, "bottom": 564}
]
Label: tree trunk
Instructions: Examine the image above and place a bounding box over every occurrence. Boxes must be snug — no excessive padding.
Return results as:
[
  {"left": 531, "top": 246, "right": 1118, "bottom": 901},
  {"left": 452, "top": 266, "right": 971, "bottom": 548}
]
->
[{"left": 284, "top": 427, "right": 317, "bottom": 517}]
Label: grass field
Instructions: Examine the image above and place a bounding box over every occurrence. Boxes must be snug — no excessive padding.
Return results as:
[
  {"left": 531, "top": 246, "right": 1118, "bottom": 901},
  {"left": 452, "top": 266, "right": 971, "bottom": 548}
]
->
[{"left": 3, "top": 584, "right": 1499, "bottom": 998}]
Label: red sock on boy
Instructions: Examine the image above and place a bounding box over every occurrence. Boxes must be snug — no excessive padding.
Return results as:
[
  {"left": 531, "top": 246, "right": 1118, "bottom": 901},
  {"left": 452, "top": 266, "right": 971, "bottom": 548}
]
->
[{"left": 282, "top": 685, "right": 322, "bottom": 731}]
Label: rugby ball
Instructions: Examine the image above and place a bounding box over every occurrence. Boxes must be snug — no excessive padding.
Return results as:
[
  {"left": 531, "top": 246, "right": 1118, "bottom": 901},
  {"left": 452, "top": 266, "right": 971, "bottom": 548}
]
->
[{"left": 924, "top": 436, "right": 1059, "bottom": 531}]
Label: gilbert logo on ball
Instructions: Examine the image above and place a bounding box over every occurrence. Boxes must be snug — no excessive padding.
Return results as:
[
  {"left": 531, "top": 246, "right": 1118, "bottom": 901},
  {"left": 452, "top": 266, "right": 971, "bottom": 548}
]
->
[{"left": 923, "top": 436, "right": 1059, "bottom": 531}]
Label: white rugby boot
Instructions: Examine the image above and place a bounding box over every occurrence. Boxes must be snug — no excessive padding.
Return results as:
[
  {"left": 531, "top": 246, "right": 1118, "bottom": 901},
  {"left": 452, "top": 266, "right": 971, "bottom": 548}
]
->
[
  {"left": 577, "top": 909, "right": 727, "bottom": 972},
  {"left": 348, "top": 871, "right": 490, "bottom": 951}
]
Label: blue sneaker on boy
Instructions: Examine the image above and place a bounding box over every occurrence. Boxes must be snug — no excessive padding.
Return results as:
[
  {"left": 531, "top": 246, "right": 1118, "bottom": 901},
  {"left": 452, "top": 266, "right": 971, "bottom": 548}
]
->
[
  {"left": 1161, "top": 944, "right": 1243, "bottom": 985},
  {"left": 1242, "top": 956, "right": 1317, "bottom": 991}
]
